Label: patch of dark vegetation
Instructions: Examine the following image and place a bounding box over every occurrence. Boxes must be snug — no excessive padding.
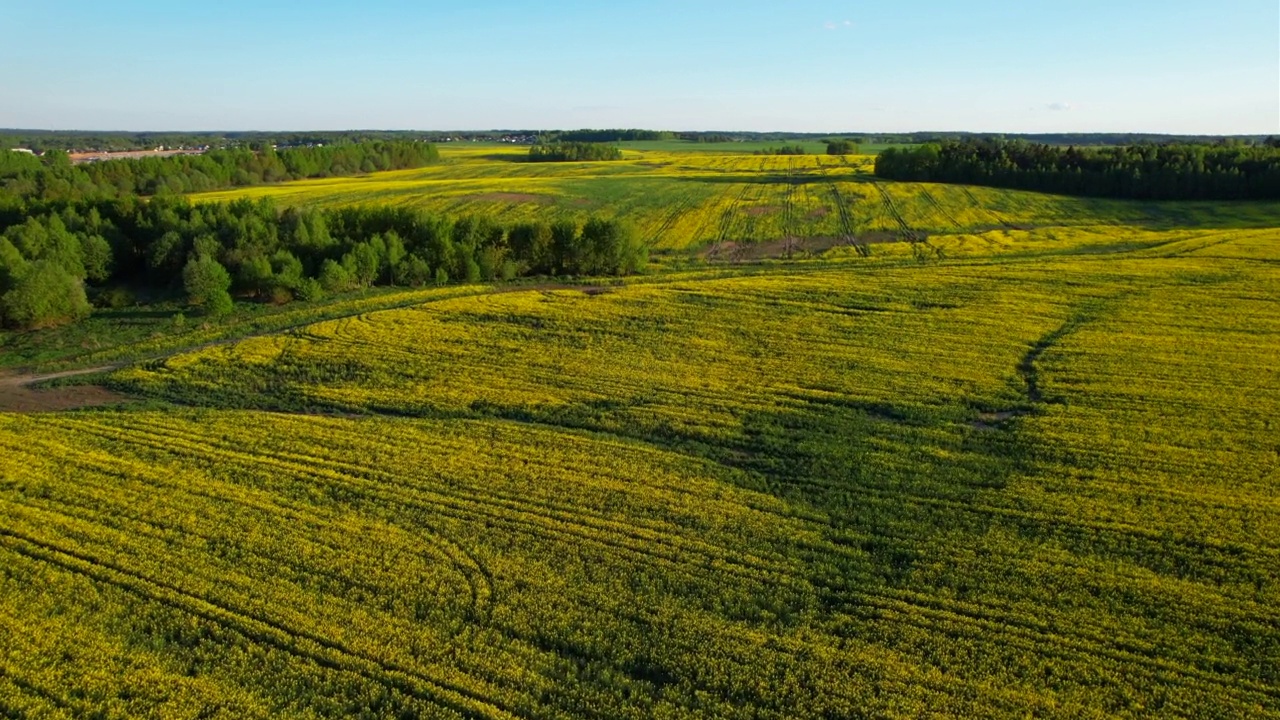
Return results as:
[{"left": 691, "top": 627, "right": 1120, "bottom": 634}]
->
[{"left": 877, "top": 138, "right": 1280, "bottom": 200}]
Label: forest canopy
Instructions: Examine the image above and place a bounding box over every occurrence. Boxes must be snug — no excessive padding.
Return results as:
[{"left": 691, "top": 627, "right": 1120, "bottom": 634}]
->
[
  {"left": 0, "top": 140, "right": 439, "bottom": 205},
  {"left": 528, "top": 142, "right": 624, "bottom": 162},
  {"left": 0, "top": 139, "right": 650, "bottom": 330},
  {"left": 875, "top": 139, "right": 1280, "bottom": 200},
  {"left": 0, "top": 197, "right": 645, "bottom": 329}
]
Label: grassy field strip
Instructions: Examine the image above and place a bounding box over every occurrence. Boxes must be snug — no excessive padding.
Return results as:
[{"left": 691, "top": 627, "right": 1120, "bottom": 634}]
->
[{"left": 186, "top": 150, "right": 1280, "bottom": 252}]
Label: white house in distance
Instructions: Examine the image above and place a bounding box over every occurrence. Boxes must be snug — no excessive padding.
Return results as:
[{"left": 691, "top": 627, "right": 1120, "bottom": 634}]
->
[{"left": 10, "top": 148, "right": 36, "bottom": 155}]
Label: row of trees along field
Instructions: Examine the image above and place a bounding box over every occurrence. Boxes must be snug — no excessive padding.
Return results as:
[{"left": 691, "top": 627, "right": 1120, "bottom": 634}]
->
[
  {"left": 528, "top": 142, "right": 624, "bottom": 162},
  {"left": 550, "top": 129, "right": 677, "bottom": 142},
  {"left": 0, "top": 197, "right": 646, "bottom": 328},
  {"left": 752, "top": 141, "right": 861, "bottom": 156},
  {"left": 753, "top": 145, "right": 809, "bottom": 156},
  {"left": 0, "top": 140, "right": 439, "bottom": 204},
  {"left": 875, "top": 138, "right": 1280, "bottom": 200},
  {"left": 825, "top": 140, "right": 859, "bottom": 155}
]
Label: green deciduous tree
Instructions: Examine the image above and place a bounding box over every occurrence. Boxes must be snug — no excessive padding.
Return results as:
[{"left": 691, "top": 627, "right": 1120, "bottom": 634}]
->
[
  {"left": 318, "top": 259, "right": 354, "bottom": 293},
  {"left": 182, "top": 254, "right": 233, "bottom": 314},
  {"left": 0, "top": 260, "right": 91, "bottom": 328}
]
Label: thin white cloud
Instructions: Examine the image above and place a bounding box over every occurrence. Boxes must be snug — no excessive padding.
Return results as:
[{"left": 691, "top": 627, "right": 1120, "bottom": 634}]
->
[
  {"left": 824, "top": 21, "right": 837, "bottom": 30},
  {"left": 824, "top": 20, "right": 853, "bottom": 30},
  {"left": 1047, "top": 102, "right": 1073, "bottom": 112}
]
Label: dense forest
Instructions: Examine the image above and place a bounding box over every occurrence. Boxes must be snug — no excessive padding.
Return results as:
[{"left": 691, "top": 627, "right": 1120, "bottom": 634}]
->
[
  {"left": 0, "top": 141, "right": 438, "bottom": 204},
  {"left": 0, "top": 140, "right": 644, "bottom": 329},
  {"left": 0, "top": 197, "right": 646, "bottom": 328},
  {"left": 875, "top": 139, "right": 1280, "bottom": 200},
  {"left": 528, "top": 142, "right": 624, "bottom": 162}
]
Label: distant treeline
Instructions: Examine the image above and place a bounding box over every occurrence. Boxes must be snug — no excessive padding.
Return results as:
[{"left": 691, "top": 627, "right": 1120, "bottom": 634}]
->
[
  {"left": 751, "top": 140, "right": 860, "bottom": 156},
  {"left": 10, "top": 128, "right": 1277, "bottom": 155},
  {"left": 549, "top": 129, "right": 677, "bottom": 143},
  {"left": 825, "top": 140, "right": 859, "bottom": 155},
  {"left": 0, "top": 198, "right": 645, "bottom": 328},
  {"left": 864, "top": 133, "right": 1278, "bottom": 147},
  {"left": 875, "top": 139, "right": 1280, "bottom": 200},
  {"left": 753, "top": 145, "right": 808, "bottom": 156},
  {"left": 0, "top": 141, "right": 439, "bottom": 204},
  {"left": 528, "top": 142, "right": 623, "bottom": 162},
  {"left": 1, "top": 130, "right": 495, "bottom": 153},
  {"left": 669, "top": 131, "right": 1278, "bottom": 147}
]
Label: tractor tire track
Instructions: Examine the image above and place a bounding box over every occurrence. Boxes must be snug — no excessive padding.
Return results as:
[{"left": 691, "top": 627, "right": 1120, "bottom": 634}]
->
[{"left": 0, "top": 528, "right": 520, "bottom": 720}]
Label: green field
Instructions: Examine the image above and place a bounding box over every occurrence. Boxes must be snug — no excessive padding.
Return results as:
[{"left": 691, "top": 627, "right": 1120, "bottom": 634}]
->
[
  {"left": 1, "top": 148, "right": 1279, "bottom": 718},
  {"left": 614, "top": 139, "right": 873, "bottom": 154},
  {"left": 188, "top": 146, "right": 1280, "bottom": 255}
]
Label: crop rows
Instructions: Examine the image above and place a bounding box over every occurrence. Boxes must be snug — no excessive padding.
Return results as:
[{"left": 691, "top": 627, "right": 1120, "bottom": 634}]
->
[
  {"left": 3, "top": 160, "right": 1279, "bottom": 717},
  {"left": 184, "top": 146, "right": 1280, "bottom": 253},
  {"left": 18, "top": 227, "right": 1255, "bottom": 716}
]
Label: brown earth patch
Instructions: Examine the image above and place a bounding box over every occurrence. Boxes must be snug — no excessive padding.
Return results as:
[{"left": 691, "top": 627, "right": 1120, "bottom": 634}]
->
[
  {"left": 465, "top": 192, "right": 555, "bottom": 204},
  {"left": 972, "top": 409, "right": 1030, "bottom": 430},
  {"left": 69, "top": 149, "right": 205, "bottom": 165},
  {"left": 806, "top": 208, "right": 830, "bottom": 219},
  {"left": 0, "top": 367, "right": 128, "bottom": 413}
]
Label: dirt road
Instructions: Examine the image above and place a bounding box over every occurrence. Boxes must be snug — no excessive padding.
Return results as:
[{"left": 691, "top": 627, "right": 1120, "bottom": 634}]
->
[{"left": 0, "top": 366, "right": 126, "bottom": 413}]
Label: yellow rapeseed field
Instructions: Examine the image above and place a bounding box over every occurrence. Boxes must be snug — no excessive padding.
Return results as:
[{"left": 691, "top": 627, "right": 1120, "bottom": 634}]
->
[
  {"left": 190, "top": 145, "right": 1280, "bottom": 252},
  {"left": 2, "top": 149, "right": 1278, "bottom": 718}
]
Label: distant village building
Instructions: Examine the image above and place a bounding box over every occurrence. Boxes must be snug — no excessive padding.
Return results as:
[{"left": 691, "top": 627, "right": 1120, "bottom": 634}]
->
[{"left": 10, "top": 148, "right": 36, "bottom": 154}]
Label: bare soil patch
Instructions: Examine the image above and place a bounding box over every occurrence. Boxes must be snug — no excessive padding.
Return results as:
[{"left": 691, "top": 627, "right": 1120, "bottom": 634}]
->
[
  {"left": 0, "top": 367, "right": 128, "bottom": 413},
  {"left": 69, "top": 149, "right": 205, "bottom": 165},
  {"left": 972, "top": 409, "right": 1030, "bottom": 430}
]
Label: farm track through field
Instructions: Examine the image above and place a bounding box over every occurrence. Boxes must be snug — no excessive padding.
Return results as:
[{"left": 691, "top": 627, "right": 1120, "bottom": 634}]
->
[
  {"left": 8, "top": 161, "right": 1280, "bottom": 716},
  {"left": 825, "top": 183, "right": 871, "bottom": 256},
  {"left": 684, "top": 181, "right": 740, "bottom": 249},
  {"left": 0, "top": 527, "right": 519, "bottom": 720},
  {"left": 48, "top": 417, "right": 806, "bottom": 590},
  {"left": 1, "top": 429, "right": 498, "bottom": 632},
  {"left": 0, "top": 366, "right": 126, "bottom": 413},
  {"left": 782, "top": 160, "right": 798, "bottom": 242},
  {"left": 961, "top": 187, "right": 1014, "bottom": 231},
  {"left": 1156, "top": 233, "right": 1242, "bottom": 258},
  {"left": 1016, "top": 295, "right": 1130, "bottom": 406},
  {"left": 37, "top": 409, "right": 1280, "bottom": 691},
  {"left": 6, "top": 488, "right": 447, "bottom": 617},
  {"left": 645, "top": 193, "right": 698, "bottom": 248},
  {"left": 0, "top": 663, "right": 81, "bottom": 716},
  {"left": 871, "top": 182, "right": 916, "bottom": 241},
  {"left": 716, "top": 186, "right": 753, "bottom": 245},
  {"left": 7, "top": 434, "right": 1272, "bottom": 706},
  {"left": 95, "top": 411, "right": 779, "bottom": 545},
  {"left": 871, "top": 181, "right": 948, "bottom": 261},
  {"left": 918, "top": 186, "right": 964, "bottom": 231}
]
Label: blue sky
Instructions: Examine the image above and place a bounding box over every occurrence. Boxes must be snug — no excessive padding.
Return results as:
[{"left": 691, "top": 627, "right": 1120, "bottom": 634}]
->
[{"left": 1, "top": 0, "right": 1276, "bottom": 133}]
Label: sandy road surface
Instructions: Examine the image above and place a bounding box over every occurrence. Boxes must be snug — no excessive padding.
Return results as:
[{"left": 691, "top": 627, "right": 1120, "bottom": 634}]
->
[{"left": 0, "top": 366, "right": 125, "bottom": 413}]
